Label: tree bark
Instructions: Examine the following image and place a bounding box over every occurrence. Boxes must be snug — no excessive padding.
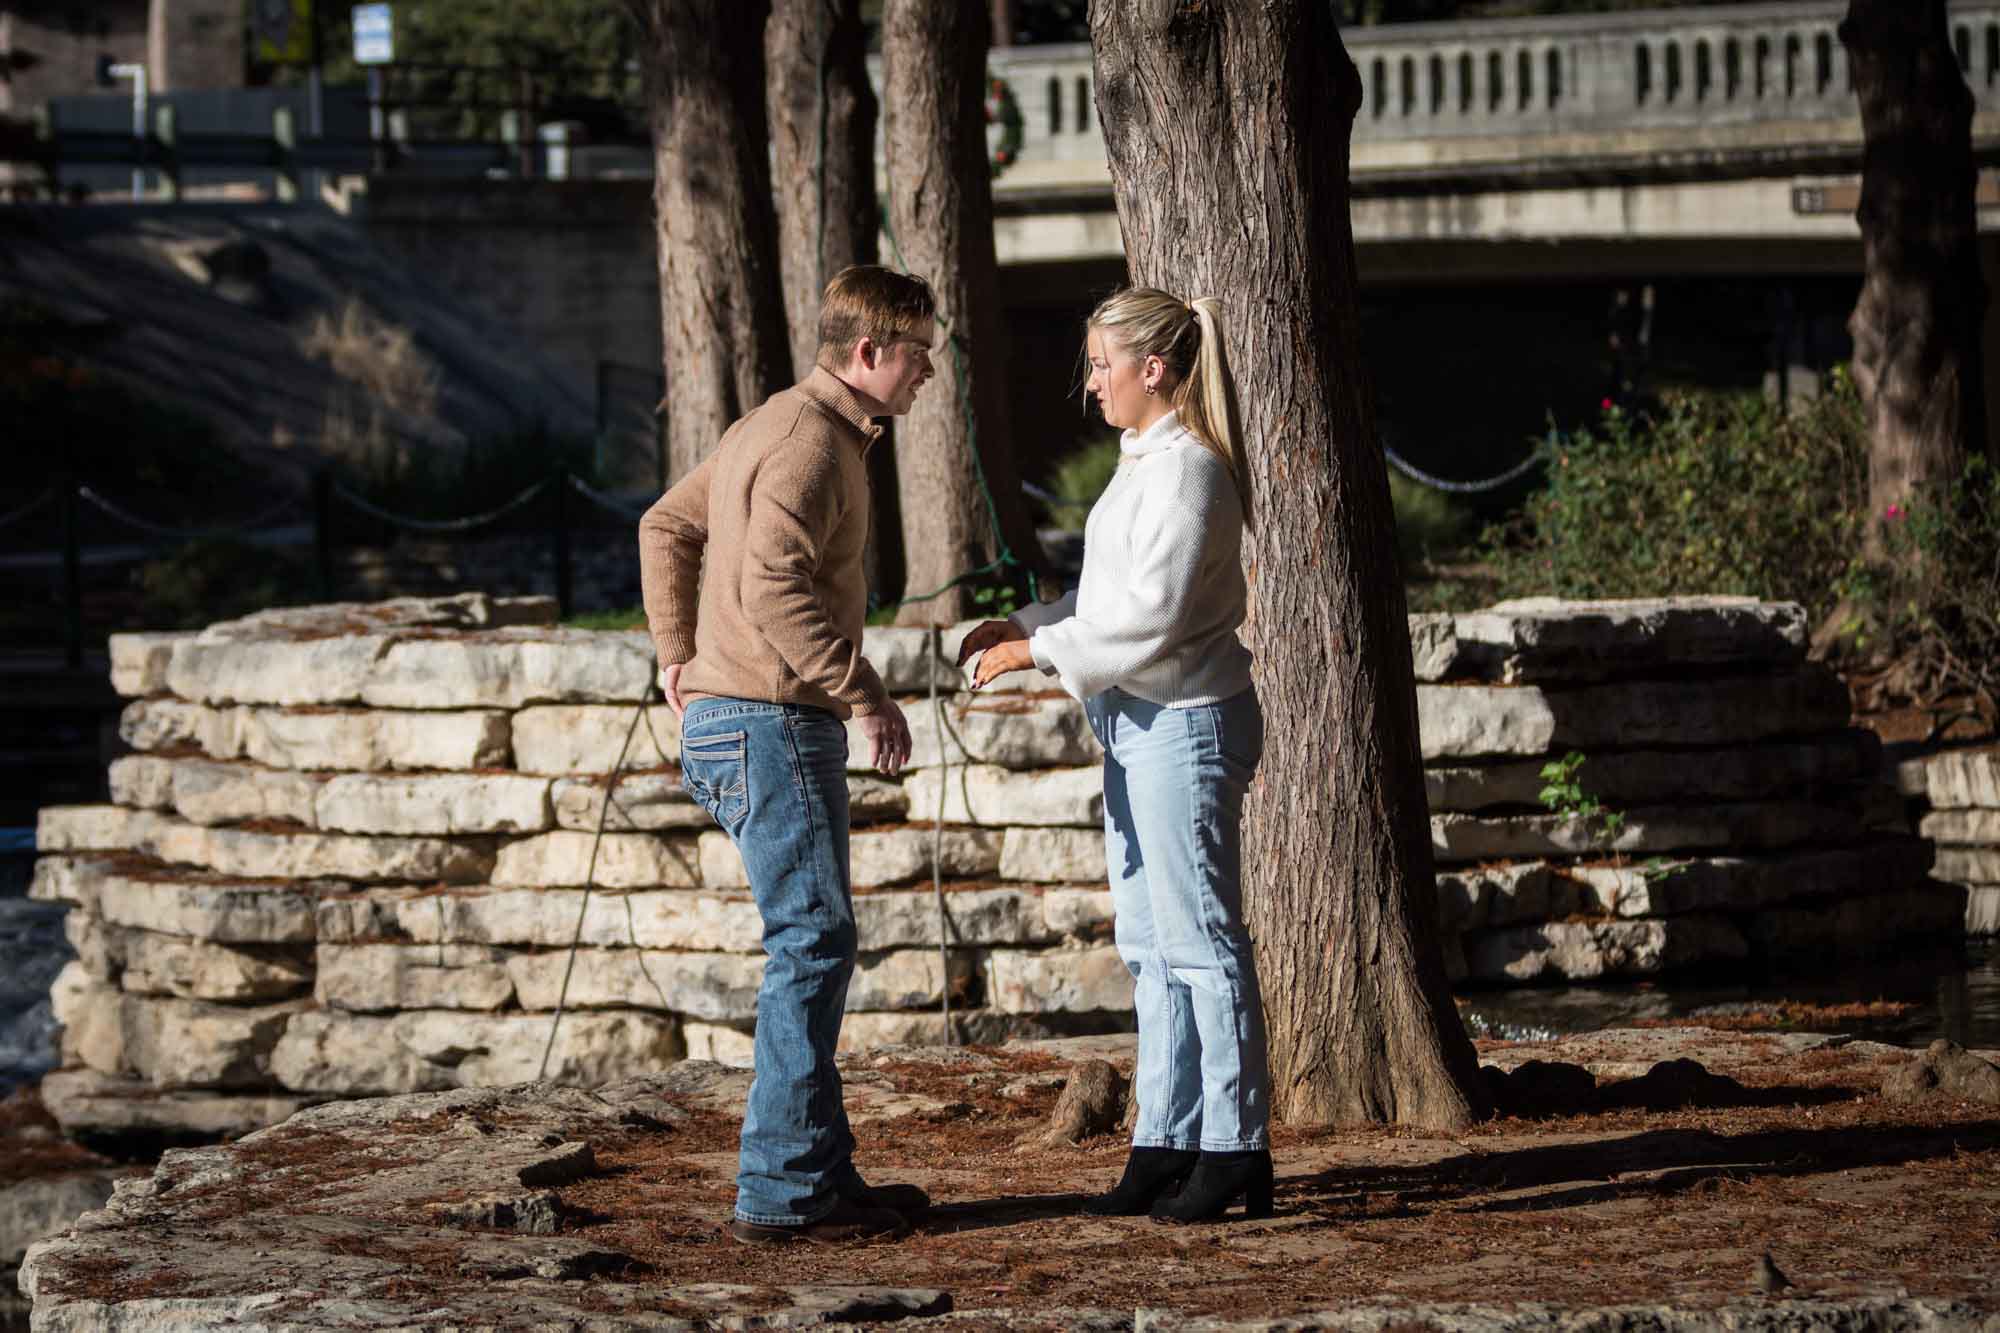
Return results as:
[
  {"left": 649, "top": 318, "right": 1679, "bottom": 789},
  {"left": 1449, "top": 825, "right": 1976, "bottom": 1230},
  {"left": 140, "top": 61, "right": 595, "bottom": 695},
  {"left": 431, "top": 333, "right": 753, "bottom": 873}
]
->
[
  {"left": 881, "top": 0, "right": 1046, "bottom": 626},
  {"left": 627, "top": 0, "right": 791, "bottom": 482},
  {"left": 1842, "top": 0, "right": 1988, "bottom": 557},
  {"left": 1089, "top": 1, "right": 1489, "bottom": 1131},
  {"left": 766, "top": 0, "right": 878, "bottom": 381}
]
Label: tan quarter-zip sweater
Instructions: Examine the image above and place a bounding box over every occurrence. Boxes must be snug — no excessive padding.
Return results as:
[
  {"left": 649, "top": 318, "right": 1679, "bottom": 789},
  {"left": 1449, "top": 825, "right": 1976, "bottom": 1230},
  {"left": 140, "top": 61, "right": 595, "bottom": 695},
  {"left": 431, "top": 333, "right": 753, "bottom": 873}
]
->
[{"left": 637, "top": 367, "right": 888, "bottom": 719}]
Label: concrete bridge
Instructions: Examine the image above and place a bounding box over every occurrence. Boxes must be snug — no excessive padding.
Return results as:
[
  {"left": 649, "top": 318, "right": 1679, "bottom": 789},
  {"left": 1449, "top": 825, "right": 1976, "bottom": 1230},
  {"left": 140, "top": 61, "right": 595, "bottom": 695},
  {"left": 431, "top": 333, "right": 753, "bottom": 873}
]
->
[{"left": 978, "top": 1, "right": 2000, "bottom": 279}]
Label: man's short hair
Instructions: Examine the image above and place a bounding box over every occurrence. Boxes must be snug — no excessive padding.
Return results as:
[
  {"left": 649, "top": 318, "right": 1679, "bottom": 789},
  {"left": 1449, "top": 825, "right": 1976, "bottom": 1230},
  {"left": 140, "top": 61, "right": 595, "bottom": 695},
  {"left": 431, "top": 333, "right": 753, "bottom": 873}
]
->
[{"left": 816, "top": 266, "right": 936, "bottom": 369}]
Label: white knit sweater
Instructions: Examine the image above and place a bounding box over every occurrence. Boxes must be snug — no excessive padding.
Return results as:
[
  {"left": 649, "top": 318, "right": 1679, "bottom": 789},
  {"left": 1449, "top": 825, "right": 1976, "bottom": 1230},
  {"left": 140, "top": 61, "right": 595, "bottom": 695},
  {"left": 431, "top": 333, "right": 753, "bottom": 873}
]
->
[{"left": 1011, "top": 411, "right": 1253, "bottom": 707}]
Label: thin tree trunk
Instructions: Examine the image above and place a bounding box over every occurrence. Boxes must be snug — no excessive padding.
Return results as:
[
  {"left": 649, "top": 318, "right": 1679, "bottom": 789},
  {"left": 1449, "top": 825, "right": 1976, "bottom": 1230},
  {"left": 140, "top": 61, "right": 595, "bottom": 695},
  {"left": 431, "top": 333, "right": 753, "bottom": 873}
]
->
[
  {"left": 1089, "top": 0, "right": 1488, "bottom": 1131},
  {"left": 767, "top": 0, "right": 878, "bottom": 381},
  {"left": 1842, "top": 0, "right": 1987, "bottom": 558},
  {"left": 627, "top": 0, "right": 790, "bottom": 482},
  {"left": 881, "top": 0, "right": 1046, "bottom": 626}
]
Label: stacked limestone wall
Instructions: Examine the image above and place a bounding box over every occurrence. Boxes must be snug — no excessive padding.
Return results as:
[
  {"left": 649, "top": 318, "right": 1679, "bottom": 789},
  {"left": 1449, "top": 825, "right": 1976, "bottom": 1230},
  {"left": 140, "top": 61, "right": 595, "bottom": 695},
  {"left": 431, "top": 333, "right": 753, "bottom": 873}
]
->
[
  {"left": 27, "top": 593, "right": 1956, "bottom": 1139},
  {"left": 1901, "top": 749, "right": 2000, "bottom": 936}
]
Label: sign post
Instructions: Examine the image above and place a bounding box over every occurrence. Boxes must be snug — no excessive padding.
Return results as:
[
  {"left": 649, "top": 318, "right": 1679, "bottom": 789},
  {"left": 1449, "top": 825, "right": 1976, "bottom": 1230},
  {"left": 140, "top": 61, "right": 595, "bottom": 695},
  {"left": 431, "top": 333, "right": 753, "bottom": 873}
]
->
[{"left": 353, "top": 5, "right": 393, "bottom": 172}]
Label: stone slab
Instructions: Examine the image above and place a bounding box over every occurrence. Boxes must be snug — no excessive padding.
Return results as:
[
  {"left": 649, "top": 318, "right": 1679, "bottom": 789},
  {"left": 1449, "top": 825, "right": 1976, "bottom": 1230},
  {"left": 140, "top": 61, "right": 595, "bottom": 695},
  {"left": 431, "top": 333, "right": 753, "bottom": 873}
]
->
[
  {"left": 1744, "top": 885, "right": 1967, "bottom": 962},
  {"left": 1969, "top": 885, "right": 2000, "bottom": 935},
  {"left": 1001, "top": 827, "right": 1107, "bottom": 883},
  {"left": 503, "top": 947, "right": 968, "bottom": 1019},
  {"left": 1564, "top": 838, "right": 1935, "bottom": 919},
  {"left": 852, "top": 694, "right": 1099, "bottom": 772},
  {"left": 904, "top": 764, "right": 1105, "bottom": 827},
  {"left": 511, "top": 704, "right": 680, "bottom": 774},
  {"left": 120, "top": 930, "right": 313, "bottom": 1003},
  {"left": 316, "top": 886, "right": 770, "bottom": 952},
  {"left": 34, "top": 805, "right": 169, "bottom": 854},
  {"left": 698, "top": 826, "right": 1002, "bottom": 890},
  {"left": 108, "top": 631, "right": 193, "bottom": 697},
  {"left": 1462, "top": 915, "right": 1749, "bottom": 983},
  {"left": 1937, "top": 846, "right": 2000, "bottom": 884},
  {"left": 105, "top": 755, "right": 176, "bottom": 811},
  {"left": 1435, "top": 862, "right": 1578, "bottom": 932},
  {"left": 0, "top": 1171, "right": 124, "bottom": 1270},
  {"left": 199, "top": 593, "right": 558, "bottom": 638},
  {"left": 271, "top": 1009, "right": 684, "bottom": 1093},
  {"left": 983, "top": 946, "right": 1133, "bottom": 1014},
  {"left": 35, "top": 1068, "right": 318, "bottom": 1140},
  {"left": 1920, "top": 808, "right": 2000, "bottom": 846},
  {"left": 54, "top": 970, "right": 303, "bottom": 1088},
  {"left": 550, "top": 774, "right": 708, "bottom": 831},
  {"left": 1043, "top": 888, "right": 1115, "bottom": 940},
  {"left": 152, "top": 820, "right": 493, "bottom": 884},
  {"left": 1414, "top": 597, "right": 1808, "bottom": 684},
  {"left": 1415, "top": 666, "right": 1852, "bottom": 761},
  {"left": 363, "top": 630, "right": 657, "bottom": 708},
  {"left": 1423, "top": 732, "right": 1880, "bottom": 813},
  {"left": 855, "top": 888, "right": 1051, "bottom": 948},
  {"left": 118, "top": 699, "right": 514, "bottom": 772},
  {"left": 1431, "top": 799, "right": 1870, "bottom": 864},
  {"left": 169, "top": 758, "right": 323, "bottom": 827},
  {"left": 490, "top": 832, "right": 701, "bottom": 888},
  {"left": 1925, "top": 746, "right": 2000, "bottom": 810},
  {"left": 316, "top": 773, "right": 552, "bottom": 835},
  {"left": 95, "top": 870, "right": 322, "bottom": 943},
  {"left": 316, "top": 942, "right": 517, "bottom": 1012}
]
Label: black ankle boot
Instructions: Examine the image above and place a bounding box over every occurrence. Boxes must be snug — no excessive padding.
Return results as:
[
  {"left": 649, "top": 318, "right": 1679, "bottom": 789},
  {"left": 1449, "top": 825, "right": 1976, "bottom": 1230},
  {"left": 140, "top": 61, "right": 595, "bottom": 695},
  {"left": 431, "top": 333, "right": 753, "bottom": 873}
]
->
[
  {"left": 1149, "top": 1150, "right": 1274, "bottom": 1223},
  {"left": 1081, "top": 1147, "right": 1199, "bottom": 1216}
]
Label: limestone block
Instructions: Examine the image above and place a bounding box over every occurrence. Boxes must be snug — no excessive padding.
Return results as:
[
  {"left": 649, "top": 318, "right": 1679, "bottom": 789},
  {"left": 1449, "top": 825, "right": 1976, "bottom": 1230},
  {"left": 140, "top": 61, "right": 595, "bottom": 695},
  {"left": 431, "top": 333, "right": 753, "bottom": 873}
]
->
[
  {"left": 315, "top": 773, "right": 552, "bottom": 835},
  {"left": 96, "top": 871, "right": 321, "bottom": 943},
  {"left": 1937, "top": 846, "right": 2000, "bottom": 885},
  {"left": 1422, "top": 597, "right": 1808, "bottom": 684},
  {"left": 490, "top": 832, "right": 701, "bottom": 888},
  {"left": 170, "top": 758, "right": 321, "bottom": 827},
  {"left": 503, "top": 947, "right": 967, "bottom": 1018},
  {"left": 551, "top": 774, "right": 708, "bottom": 832},
  {"left": 511, "top": 704, "right": 680, "bottom": 774},
  {"left": 119, "top": 698, "right": 243, "bottom": 755},
  {"left": 1044, "top": 888, "right": 1115, "bottom": 940},
  {"left": 1416, "top": 667, "right": 1851, "bottom": 761},
  {"left": 848, "top": 948, "right": 972, "bottom": 1013},
  {"left": 35, "top": 805, "right": 169, "bottom": 854},
  {"left": 855, "top": 888, "right": 1048, "bottom": 948},
  {"left": 148, "top": 820, "right": 491, "bottom": 884},
  {"left": 1423, "top": 733, "right": 1880, "bottom": 814},
  {"left": 1926, "top": 747, "right": 2000, "bottom": 810},
  {"left": 109, "top": 631, "right": 194, "bottom": 696},
  {"left": 268, "top": 1010, "right": 456, "bottom": 1097},
  {"left": 1745, "top": 885, "right": 1966, "bottom": 962},
  {"left": 983, "top": 947, "right": 1133, "bottom": 1014},
  {"left": 236, "top": 707, "right": 512, "bottom": 772},
  {"left": 119, "top": 993, "right": 305, "bottom": 1089},
  {"left": 1431, "top": 800, "right": 1861, "bottom": 865},
  {"left": 697, "top": 826, "right": 1002, "bottom": 890},
  {"left": 853, "top": 695, "right": 1099, "bottom": 772},
  {"left": 904, "top": 764, "right": 1104, "bottom": 827},
  {"left": 1462, "top": 916, "right": 1748, "bottom": 983},
  {"left": 1001, "top": 828, "right": 1106, "bottom": 883},
  {"left": 862, "top": 625, "right": 963, "bottom": 695},
  {"left": 167, "top": 633, "right": 397, "bottom": 706},
  {"left": 1434, "top": 862, "right": 1574, "bottom": 932},
  {"left": 35, "top": 1069, "right": 317, "bottom": 1140},
  {"left": 201, "top": 593, "right": 558, "bottom": 638},
  {"left": 1567, "top": 838, "right": 1935, "bottom": 919},
  {"left": 315, "top": 942, "right": 515, "bottom": 1012},
  {"left": 849, "top": 776, "right": 911, "bottom": 822},
  {"left": 106, "top": 755, "right": 176, "bottom": 811},
  {"left": 387, "top": 1009, "right": 683, "bottom": 1088},
  {"left": 1919, "top": 808, "right": 2000, "bottom": 846},
  {"left": 51, "top": 963, "right": 127, "bottom": 1077},
  {"left": 64, "top": 911, "right": 125, "bottom": 981},
  {"left": 1968, "top": 886, "right": 2000, "bottom": 936},
  {"left": 121, "top": 932, "right": 312, "bottom": 1003},
  {"left": 316, "top": 886, "right": 768, "bottom": 953},
  {"left": 1408, "top": 613, "right": 1461, "bottom": 683},
  {"left": 682, "top": 1022, "right": 757, "bottom": 1065},
  {"left": 361, "top": 630, "right": 656, "bottom": 709},
  {"left": 28, "top": 855, "right": 117, "bottom": 911}
]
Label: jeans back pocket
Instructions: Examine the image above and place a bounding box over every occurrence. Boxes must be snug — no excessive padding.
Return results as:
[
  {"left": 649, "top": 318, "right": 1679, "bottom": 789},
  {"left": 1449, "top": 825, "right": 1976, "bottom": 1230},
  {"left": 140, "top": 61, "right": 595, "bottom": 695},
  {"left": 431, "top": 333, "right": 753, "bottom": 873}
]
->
[{"left": 680, "top": 729, "right": 749, "bottom": 831}]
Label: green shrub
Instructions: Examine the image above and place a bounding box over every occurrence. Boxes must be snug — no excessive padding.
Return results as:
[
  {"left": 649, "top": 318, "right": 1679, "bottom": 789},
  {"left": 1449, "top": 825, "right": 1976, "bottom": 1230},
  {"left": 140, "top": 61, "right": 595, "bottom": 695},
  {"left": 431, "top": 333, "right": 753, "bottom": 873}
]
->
[
  {"left": 1477, "top": 374, "right": 1869, "bottom": 624},
  {"left": 132, "top": 539, "right": 317, "bottom": 630},
  {"left": 1040, "top": 434, "right": 1123, "bottom": 529},
  {"left": 1388, "top": 468, "right": 1474, "bottom": 567}
]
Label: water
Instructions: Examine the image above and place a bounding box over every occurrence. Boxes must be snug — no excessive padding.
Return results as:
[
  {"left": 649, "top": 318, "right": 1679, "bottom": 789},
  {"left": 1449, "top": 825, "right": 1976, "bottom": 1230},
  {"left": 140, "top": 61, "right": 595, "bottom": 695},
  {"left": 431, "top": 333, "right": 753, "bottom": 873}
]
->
[{"left": 0, "top": 891, "right": 69, "bottom": 1098}]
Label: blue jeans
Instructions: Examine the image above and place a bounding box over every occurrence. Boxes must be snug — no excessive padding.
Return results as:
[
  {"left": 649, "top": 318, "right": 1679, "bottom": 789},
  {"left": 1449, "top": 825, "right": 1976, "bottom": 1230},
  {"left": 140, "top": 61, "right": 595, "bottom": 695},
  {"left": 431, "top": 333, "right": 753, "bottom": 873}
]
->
[
  {"left": 680, "top": 697, "right": 858, "bottom": 1225},
  {"left": 1089, "top": 686, "right": 1270, "bottom": 1152}
]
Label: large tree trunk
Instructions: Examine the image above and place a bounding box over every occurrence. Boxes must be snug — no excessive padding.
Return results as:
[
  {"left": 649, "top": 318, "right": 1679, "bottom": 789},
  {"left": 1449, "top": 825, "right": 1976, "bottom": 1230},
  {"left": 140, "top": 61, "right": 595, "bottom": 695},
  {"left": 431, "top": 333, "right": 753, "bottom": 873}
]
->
[
  {"left": 881, "top": 0, "right": 1046, "bottom": 626},
  {"left": 1089, "top": 1, "right": 1488, "bottom": 1131},
  {"left": 1842, "top": 0, "right": 1988, "bottom": 558},
  {"left": 766, "top": 0, "right": 878, "bottom": 380},
  {"left": 627, "top": 0, "right": 791, "bottom": 482}
]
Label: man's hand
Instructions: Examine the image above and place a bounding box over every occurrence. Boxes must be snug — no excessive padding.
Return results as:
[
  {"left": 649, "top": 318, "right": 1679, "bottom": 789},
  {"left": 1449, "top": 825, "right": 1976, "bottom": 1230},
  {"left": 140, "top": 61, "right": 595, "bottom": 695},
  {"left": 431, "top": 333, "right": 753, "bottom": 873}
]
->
[
  {"left": 955, "top": 618, "right": 1026, "bottom": 668},
  {"left": 856, "top": 697, "right": 913, "bottom": 776},
  {"left": 658, "top": 664, "right": 686, "bottom": 720},
  {"left": 971, "top": 638, "right": 1036, "bottom": 690}
]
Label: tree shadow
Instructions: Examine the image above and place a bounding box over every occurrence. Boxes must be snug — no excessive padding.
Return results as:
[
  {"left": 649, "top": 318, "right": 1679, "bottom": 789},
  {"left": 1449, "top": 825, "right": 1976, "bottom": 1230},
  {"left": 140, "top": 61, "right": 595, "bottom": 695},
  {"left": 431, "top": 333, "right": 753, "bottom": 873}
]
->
[
  {"left": 1279, "top": 1118, "right": 2000, "bottom": 1226},
  {"left": 917, "top": 1191, "right": 1096, "bottom": 1235}
]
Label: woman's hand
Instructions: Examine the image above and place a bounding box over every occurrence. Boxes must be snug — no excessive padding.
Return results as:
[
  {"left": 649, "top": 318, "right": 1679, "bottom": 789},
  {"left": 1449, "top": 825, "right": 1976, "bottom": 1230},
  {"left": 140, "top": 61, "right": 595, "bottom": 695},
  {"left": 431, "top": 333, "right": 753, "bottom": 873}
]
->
[
  {"left": 970, "top": 637, "right": 1036, "bottom": 689},
  {"left": 955, "top": 618, "right": 1026, "bottom": 668}
]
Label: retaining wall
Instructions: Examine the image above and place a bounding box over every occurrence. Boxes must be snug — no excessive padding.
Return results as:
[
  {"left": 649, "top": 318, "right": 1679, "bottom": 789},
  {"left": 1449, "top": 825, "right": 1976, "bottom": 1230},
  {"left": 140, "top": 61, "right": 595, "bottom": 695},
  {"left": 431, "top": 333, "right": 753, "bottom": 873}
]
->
[{"left": 27, "top": 593, "right": 1957, "bottom": 1139}]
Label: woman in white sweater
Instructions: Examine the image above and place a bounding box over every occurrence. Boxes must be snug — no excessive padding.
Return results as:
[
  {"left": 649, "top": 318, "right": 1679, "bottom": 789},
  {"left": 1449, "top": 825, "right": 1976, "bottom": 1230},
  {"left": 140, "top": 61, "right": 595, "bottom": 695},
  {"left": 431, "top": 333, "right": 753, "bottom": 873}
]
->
[{"left": 958, "top": 288, "right": 1270, "bottom": 1223}]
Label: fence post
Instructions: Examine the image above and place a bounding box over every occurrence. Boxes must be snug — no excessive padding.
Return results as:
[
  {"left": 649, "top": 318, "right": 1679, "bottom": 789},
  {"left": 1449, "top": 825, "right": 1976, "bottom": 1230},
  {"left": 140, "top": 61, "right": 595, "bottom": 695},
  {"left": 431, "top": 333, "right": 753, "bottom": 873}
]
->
[
  {"left": 61, "top": 475, "right": 81, "bottom": 670},
  {"left": 553, "top": 468, "right": 573, "bottom": 618},
  {"left": 312, "top": 468, "right": 334, "bottom": 600},
  {"left": 153, "top": 104, "right": 180, "bottom": 202},
  {"left": 272, "top": 106, "right": 299, "bottom": 203}
]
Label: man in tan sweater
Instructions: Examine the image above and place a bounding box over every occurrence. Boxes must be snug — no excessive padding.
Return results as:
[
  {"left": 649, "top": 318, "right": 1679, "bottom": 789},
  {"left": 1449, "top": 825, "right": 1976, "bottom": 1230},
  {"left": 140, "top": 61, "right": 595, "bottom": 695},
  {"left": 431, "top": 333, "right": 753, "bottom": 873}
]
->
[{"left": 638, "top": 266, "right": 933, "bottom": 1245}]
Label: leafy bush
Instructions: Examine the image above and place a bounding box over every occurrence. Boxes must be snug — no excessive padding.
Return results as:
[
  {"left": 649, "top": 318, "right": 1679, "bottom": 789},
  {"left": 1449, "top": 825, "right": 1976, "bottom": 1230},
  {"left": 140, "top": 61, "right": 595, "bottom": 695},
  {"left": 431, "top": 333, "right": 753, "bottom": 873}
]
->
[
  {"left": 1388, "top": 469, "right": 1474, "bottom": 567},
  {"left": 1477, "top": 374, "right": 1869, "bottom": 625},
  {"left": 1039, "top": 435, "right": 1123, "bottom": 529}
]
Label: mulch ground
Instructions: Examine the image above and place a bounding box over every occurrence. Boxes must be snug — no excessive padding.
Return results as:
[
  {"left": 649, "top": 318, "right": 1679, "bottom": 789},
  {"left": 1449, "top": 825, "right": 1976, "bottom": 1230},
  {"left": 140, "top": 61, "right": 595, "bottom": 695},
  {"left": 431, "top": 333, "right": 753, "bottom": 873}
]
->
[{"left": 524, "top": 1035, "right": 2000, "bottom": 1325}]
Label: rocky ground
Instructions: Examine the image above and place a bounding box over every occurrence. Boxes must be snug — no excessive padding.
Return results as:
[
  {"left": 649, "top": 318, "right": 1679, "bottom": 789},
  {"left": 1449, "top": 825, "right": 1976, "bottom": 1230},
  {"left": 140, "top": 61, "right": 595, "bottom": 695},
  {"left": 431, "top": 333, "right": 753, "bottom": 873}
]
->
[{"left": 8, "top": 1027, "right": 2000, "bottom": 1331}]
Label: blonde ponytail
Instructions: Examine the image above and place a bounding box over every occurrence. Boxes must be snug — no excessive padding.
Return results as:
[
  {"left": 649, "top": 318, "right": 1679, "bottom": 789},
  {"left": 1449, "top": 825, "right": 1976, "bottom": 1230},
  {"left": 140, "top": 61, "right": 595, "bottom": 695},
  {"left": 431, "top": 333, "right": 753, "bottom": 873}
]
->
[{"left": 1087, "top": 287, "right": 1251, "bottom": 528}]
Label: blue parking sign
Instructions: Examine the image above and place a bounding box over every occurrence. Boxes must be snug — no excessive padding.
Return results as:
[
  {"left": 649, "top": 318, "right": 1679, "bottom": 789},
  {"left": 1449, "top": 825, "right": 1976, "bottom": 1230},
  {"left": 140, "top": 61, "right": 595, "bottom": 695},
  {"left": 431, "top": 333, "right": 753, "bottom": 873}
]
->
[{"left": 353, "top": 3, "right": 394, "bottom": 64}]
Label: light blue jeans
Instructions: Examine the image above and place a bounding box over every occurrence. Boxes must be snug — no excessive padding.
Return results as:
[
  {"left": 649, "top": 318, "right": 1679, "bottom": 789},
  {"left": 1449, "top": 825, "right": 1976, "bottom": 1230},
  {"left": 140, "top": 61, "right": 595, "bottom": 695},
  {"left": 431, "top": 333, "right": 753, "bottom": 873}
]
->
[
  {"left": 1089, "top": 686, "right": 1270, "bottom": 1152},
  {"left": 680, "top": 697, "right": 859, "bottom": 1226}
]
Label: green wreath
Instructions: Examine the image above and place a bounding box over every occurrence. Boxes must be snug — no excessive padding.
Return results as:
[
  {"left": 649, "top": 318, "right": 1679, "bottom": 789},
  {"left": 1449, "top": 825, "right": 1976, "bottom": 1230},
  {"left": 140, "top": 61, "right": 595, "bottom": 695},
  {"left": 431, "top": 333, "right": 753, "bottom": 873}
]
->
[{"left": 984, "top": 74, "right": 1023, "bottom": 179}]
